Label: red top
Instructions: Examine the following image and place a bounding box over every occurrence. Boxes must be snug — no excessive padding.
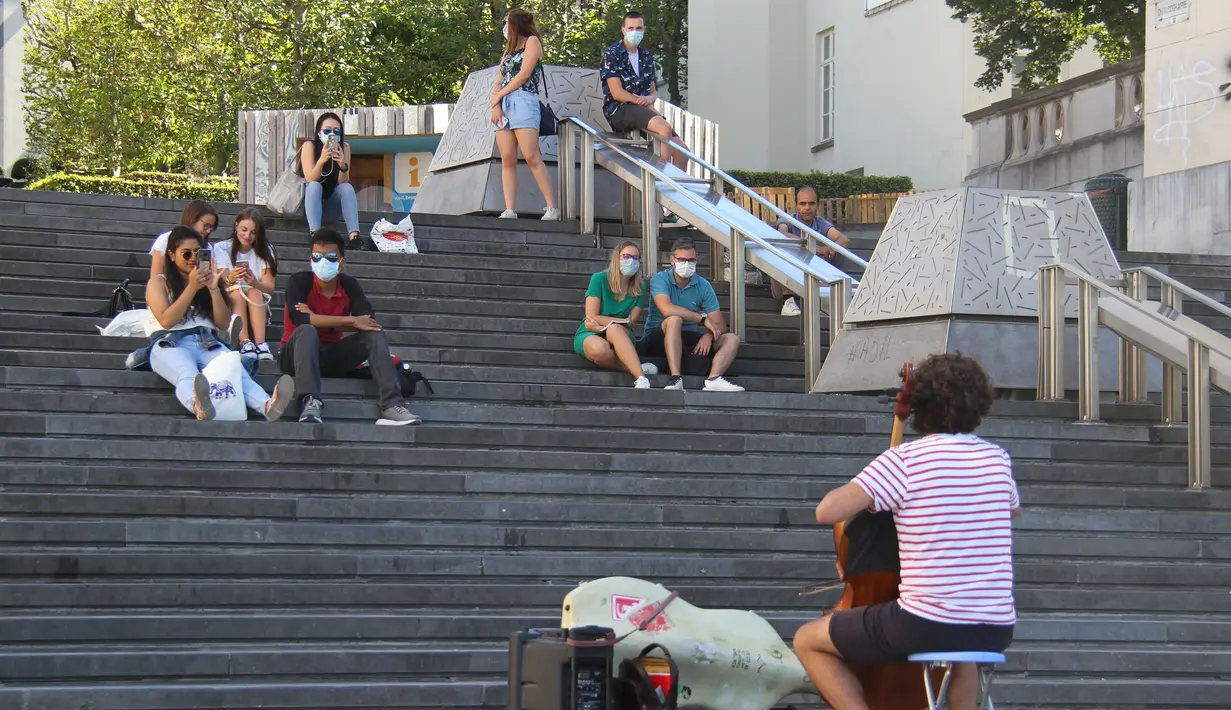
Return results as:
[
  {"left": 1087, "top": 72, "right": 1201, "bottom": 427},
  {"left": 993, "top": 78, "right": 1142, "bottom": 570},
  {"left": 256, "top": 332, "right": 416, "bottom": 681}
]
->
[{"left": 281, "top": 271, "right": 371, "bottom": 346}]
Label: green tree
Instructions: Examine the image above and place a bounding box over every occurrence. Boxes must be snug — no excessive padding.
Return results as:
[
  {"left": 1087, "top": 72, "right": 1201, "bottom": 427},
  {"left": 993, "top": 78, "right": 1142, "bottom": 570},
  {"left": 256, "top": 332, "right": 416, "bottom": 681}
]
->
[{"left": 946, "top": 0, "right": 1145, "bottom": 92}]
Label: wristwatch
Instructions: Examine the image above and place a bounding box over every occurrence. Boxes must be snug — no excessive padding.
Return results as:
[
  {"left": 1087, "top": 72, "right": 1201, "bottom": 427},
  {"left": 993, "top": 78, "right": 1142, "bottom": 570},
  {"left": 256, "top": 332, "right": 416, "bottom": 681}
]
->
[{"left": 699, "top": 313, "right": 708, "bottom": 325}]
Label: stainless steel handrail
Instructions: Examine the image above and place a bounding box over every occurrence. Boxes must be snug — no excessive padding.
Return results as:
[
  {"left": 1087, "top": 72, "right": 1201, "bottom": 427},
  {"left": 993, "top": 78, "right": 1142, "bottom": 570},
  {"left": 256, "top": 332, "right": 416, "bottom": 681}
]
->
[
  {"left": 561, "top": 116, "right": 852, "bottom": 288},
  {"left": 1037, "top": 261, "right": 1220, "bottom": 488},
  {"left": 1122, "top": 266, "right": 1231, "bottom": 319},
  {"left": 652, "top": 135, "right": 868, "bottom": 269}
]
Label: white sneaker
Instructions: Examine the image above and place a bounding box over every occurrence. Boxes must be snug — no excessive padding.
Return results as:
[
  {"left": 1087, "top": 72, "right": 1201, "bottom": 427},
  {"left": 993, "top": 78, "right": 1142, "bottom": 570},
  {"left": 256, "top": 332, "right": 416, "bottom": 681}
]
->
[
  {"left": 780, "top": 298, "right": 801, "bottom": 316},
  {"left": 633, "top": 376, "right": 651, "bottom": 389},
  {"left": 541, "top": 207, "right": 560, "bottom": 221},
  {"left": 664, "top": 376, "right": 684, "bottom": 391},
  {"left": 499, "top": 209, "right": 517, "bottom": 219},
  {"left": 641, "top": 362, "right": 659, "bottom": 376},
  {"left": 703, "top": 376, "right": 744, "bottom": 392}
]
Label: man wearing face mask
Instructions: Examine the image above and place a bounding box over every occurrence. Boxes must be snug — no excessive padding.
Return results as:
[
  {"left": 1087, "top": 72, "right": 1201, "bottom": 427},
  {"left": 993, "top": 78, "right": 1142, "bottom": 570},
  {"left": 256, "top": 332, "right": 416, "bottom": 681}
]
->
[
  {"left": 600, "top": 10, "right": 689, "bottom": 171},
  {"left": 279, "top": 229, "right": 422, "bottom": 426},
  {"left": 640, "top": 237, "right": 745, "bottom": 392}
]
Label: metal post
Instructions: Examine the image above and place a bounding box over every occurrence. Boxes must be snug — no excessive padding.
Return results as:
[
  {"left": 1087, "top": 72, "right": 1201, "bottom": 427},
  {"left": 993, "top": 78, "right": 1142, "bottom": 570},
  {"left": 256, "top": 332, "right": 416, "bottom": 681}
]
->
[
  {"left": 1078, "top": 279, "right": 1100, "bottom": 422},
  {"left": 1117, "top": 270, "right": 1147, "bottom": 403},
  {"left": 580, "top": 135, "right": 595, "bottom": 237},
  {"left": 623, "top": 182, "right": 641, "bottom": 225},
  {"left": 803, "top": 271, "right": 823, "bottom": 393},
  {"left": 709, "top": 240, "right": 726, "bottom": 282},
  {"left": 559, "top": 122, "right": 576, "bottom": 221},
  {"left": 1037, "top": 266, "right": 1065, "bottom": 401},
  {"left": 729, "top": 230, "right": 746, "bottom": 340},
  {"left": 1188, "top": 339, "right": 1211, "bottom": 489},
  {"left": 640, "top": 168, "right": 659, "bottom": 282},
  {"left": 1160, "top": 283, "right": 1184, "bottom": 424},
  {"left": 829, "top": 277, "right": 851, "bottom": 339}
]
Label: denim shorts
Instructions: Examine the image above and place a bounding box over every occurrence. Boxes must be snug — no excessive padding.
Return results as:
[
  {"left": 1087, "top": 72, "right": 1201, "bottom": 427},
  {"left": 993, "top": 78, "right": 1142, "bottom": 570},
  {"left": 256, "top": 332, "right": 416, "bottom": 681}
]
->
[{"left": 500, "top": 90, "right": 541, "bottom": 131}]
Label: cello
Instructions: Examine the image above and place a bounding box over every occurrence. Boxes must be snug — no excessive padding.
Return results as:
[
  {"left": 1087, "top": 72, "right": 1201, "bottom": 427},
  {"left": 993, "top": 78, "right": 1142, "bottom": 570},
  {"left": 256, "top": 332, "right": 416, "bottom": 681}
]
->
[{"left": 825, "top": 361, "right": 940, "bottom": 709}]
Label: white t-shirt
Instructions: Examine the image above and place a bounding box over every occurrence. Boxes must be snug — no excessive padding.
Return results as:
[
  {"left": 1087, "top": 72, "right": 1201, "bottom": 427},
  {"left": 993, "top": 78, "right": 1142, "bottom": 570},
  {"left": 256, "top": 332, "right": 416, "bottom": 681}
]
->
[
  {"left": 150, "top": 230, "right": 171, "bottom": 256},
  {"left": 212, "top": 240, "right": 273, "bottom": 276},
  {"left": 142, "top": 275, "right": 217, "bottom": 337},
  {"left": 628, "top": 50, "right": 640, "bottom": 75},
  {"left": 853, "top": 433, "right": 1020, "bottom": 626}
]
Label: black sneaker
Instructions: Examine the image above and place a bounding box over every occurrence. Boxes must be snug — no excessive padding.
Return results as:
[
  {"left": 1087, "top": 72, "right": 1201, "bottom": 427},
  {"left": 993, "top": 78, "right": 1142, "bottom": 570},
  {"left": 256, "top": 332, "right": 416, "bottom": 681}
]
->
[{"left": 664, "top": 376, "right": 684, "bottom": 391}]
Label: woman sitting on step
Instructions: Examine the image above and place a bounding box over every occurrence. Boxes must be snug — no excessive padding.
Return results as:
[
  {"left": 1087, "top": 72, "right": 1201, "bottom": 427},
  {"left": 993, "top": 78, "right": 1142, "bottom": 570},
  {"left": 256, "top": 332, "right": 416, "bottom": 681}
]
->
[
  {"left": 145, "top": 226, "right": 293, "bottom": 421},
  {"left": 299, "top": 112, "right": 374, "bottom": 251},
  {"left": 574, "top": 241, "right": 657, "bottom": 388},
  {"left": 149, "top": 200, "right": 220, "bottom": 279},
  {"left": 214, "top": 208, "right": 278, "bottom": 361}
]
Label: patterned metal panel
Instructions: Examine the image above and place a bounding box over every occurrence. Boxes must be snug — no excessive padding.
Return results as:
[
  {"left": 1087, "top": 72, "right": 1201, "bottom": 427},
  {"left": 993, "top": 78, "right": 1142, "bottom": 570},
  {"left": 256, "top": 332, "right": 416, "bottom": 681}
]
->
[
  {"left": 844, "top": 188, "right": 1123, "bottom": 323},
  {"left": 429, "top": 65, "right": 609, "bottom": 173}
]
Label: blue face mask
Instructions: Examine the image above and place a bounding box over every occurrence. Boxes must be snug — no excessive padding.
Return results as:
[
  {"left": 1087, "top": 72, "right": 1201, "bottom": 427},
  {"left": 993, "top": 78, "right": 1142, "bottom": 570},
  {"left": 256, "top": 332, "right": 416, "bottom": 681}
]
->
[
  {"left": 625, "top": 29, "right": 644, "bottom": 47},
  {"left": 620, "top": 257, "right": 640, "bottom": 277},
  {"left": 311, "top": 258, "right": 340, "bottom": 282}
]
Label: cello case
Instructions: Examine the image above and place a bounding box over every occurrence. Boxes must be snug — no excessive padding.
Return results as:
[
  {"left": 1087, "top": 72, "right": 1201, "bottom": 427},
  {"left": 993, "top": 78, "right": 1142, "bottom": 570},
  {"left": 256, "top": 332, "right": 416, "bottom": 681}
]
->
[{"left": 561, "top": 576, "right": 814, "bottom": 710}]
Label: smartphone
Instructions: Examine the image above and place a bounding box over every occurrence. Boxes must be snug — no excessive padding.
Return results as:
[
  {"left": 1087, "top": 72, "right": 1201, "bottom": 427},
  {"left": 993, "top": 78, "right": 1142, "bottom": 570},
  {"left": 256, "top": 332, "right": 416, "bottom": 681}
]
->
[
  {"left": 197, "top": 248, "right": 212, "bottom": 268},
  {"left": 326, "top": 134, "right": 340, "bottom": 153}
]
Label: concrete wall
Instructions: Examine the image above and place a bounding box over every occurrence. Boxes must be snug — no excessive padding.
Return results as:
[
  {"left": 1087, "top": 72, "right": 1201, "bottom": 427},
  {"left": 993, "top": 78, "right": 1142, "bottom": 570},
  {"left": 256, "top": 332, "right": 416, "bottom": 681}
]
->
[
  {"left": 687, "top": 0, "right": 1102, "bottom": 190},
  {"left": 0, "top": 0, "right": 26, "bottom": 174}
]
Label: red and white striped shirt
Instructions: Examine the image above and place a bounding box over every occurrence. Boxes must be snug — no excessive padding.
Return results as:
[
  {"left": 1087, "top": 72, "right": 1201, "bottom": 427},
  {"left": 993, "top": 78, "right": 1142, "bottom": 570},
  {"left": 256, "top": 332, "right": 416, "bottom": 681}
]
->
[{"left": 853, "top": 433, "right": 1019, "bottom": 625}]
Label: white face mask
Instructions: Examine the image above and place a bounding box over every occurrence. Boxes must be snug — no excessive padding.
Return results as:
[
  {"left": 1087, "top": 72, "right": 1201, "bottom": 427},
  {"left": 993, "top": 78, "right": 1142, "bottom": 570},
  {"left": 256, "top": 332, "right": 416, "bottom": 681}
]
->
[
  {"left": 502, "top": 24, "right": 509, "bottom": 39},
  {"left": 674, "top": 261, "right": 696, "bottom": 279}
]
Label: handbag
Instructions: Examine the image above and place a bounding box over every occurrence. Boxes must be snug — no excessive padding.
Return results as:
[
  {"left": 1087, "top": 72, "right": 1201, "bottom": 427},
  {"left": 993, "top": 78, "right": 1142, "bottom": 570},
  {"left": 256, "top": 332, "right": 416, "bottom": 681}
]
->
[
  {"left": 266, "top": 156, "right": 305, "bottom": 215},
  {"left": 62, "top": 279, "right": 136, "bottom": 318},
  {"left": 536, "top": 64, "right": 558, "bottom": 137}
]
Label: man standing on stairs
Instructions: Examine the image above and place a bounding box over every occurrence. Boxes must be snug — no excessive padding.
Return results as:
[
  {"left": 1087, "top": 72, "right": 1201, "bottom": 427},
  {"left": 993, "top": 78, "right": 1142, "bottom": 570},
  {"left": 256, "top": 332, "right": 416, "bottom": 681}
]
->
[
  {"left": 772, "top": 185, "right": 853, "bottom": 316},
  {"left": 641, "top": 237, "right": 744, "bottom": 391},
  {"left": 279, "top": 229, "right": 422, "bottom": 426}
]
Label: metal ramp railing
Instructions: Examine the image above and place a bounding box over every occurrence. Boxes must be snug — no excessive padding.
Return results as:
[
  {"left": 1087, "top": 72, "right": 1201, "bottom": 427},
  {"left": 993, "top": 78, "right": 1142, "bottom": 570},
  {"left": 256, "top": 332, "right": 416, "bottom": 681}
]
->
[
  {"left": 1038, "top": 262, "right": 1231, "bottom": 488},
  {"left": 555, "top": 117, "right": 867, "bottom": 390}
]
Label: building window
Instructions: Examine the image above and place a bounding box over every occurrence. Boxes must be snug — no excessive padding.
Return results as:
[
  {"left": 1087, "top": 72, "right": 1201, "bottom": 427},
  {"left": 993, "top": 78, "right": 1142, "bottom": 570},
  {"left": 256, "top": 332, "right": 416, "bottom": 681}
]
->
[{"left": 818, "top": 30, "right": 835, "bottom": 145}]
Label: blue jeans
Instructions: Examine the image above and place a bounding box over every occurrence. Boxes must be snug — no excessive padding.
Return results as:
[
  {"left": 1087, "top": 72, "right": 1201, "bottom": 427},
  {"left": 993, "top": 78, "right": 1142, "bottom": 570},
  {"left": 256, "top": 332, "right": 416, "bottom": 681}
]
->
[
  {"left": 304, "top": 181, "right": 359, "bottom": 235},
  {"left": 148, "top": 332, "right": 270, "bottom": 415}
]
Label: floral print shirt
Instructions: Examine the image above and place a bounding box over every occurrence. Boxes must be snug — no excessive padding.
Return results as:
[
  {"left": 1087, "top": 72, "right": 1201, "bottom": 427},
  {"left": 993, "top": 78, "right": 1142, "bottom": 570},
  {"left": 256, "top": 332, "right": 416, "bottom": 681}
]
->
[
  {"left": 500, "top": 47, "right": 541, "bottom": 94},
  {"left": 600, "top": 40, "right": 655, "bottom": 118}
]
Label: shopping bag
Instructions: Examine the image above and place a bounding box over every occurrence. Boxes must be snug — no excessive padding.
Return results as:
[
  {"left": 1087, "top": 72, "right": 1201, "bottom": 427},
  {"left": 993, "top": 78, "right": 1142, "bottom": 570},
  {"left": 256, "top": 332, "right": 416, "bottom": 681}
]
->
[
  {"left": 370, "top": 215, "right": 419, "bottom": 254},
  {"left": 200, "top": 350, "right": 248, "bottom": 421}
]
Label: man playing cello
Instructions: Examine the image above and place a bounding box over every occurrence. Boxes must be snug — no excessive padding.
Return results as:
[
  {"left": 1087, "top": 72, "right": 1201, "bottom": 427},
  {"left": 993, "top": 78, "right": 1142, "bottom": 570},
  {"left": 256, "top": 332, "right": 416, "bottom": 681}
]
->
[{"left": 794, "top": 353, "right": 1021, "bottom": 710}]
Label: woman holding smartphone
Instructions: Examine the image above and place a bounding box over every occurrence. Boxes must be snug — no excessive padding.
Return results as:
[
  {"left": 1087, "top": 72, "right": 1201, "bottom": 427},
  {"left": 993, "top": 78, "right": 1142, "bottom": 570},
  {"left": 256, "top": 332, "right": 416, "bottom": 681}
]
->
[
  {"left": 490, "top": 8, "right": 558, "bottom": 221},
  {"left": 214, "top": 208, "right": 278, "bottom": 361},
  {"left": 145, "top": 226, "right": 293, "bottom": 421},
  {"left": 574, "top": 241, "right": 656, "bottom": 388},
  {"left": 299, "top": 112, "right": 369, "bottom": 250},
  {"left": 148, "top": 200, "right": 219, "bottom": 279}
]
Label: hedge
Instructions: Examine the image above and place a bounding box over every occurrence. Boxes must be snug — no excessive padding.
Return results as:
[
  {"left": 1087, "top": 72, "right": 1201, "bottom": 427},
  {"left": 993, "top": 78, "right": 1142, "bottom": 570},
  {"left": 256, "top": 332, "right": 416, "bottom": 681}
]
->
[
  {"left": 28, "top": 172, "right": 238, "bottom": 201},
  {"left": 725, "top": 170, "right": 913, "bottom": 198}
]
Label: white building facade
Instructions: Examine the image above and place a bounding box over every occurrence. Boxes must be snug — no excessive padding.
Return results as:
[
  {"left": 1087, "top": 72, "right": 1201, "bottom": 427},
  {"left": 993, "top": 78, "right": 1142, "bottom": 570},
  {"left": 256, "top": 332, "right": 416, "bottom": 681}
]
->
[
  {"left": 1, "top": 0, "right": 26, "bottom": 174},
  {"left": 687, "top": 0, "right": 1101, "bottom": 189}
]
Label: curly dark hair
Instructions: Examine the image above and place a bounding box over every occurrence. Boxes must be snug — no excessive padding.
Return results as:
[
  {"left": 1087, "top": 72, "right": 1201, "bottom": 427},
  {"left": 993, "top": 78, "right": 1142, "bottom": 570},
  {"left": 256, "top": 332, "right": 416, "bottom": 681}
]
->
[{"left": 910, "top": 352, "right": 994, "bottom": 435}]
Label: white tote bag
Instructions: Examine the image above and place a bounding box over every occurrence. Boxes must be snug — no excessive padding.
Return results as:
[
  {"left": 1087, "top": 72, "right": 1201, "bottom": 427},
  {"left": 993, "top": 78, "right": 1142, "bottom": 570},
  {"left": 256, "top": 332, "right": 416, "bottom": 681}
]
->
[
  {"left": 265, "top": 163, "right": 305, "bottom": 216},
  {"left": 200, "top": 350, "right": 249, "bottom": 421}
]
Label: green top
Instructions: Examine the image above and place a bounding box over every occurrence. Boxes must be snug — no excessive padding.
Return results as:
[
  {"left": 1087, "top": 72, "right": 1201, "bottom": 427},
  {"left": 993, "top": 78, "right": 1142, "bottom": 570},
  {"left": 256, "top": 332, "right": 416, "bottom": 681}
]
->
[{"left": 573, "top": 271, "right": 646, "bottom": 343}]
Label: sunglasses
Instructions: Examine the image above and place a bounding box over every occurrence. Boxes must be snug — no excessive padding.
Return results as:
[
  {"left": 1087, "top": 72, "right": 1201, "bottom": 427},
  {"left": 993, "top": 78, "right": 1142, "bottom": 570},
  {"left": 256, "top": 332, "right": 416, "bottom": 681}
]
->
[
  {"left": 321, "top": 128, "right": 341, "bottom": 136},
  {"left": 311, "top": 252, "right": 341, "bottom": 263},
  {"left": 177, "top": 249, "right": 198, "bottom": 260}
]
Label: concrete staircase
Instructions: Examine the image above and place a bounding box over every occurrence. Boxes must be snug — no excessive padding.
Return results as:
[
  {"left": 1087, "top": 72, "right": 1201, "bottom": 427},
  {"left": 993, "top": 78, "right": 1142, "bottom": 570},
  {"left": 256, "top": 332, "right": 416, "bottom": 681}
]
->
[{"left": 1, "top": 188, "right": 1230, "bottom": 709}]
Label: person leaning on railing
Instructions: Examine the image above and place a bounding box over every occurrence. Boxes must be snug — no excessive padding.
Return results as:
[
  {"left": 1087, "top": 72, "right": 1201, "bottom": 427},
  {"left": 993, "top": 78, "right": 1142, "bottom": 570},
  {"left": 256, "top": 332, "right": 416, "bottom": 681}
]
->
[{"left": 771, "top": 185, "right": 853, "bottom": 317}]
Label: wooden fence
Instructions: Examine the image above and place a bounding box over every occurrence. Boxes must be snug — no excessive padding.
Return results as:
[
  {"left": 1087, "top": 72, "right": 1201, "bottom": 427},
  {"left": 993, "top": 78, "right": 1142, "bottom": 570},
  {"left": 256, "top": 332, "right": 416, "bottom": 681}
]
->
[{"left": 730, "top": 187, "right": 921, "bottom": 226}]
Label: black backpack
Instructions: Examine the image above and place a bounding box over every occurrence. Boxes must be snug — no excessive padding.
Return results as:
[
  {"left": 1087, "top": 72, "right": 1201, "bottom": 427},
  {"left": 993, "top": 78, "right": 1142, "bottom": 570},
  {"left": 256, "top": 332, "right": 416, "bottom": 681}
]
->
[
  {"left": 347, "top": 357, "right": 434, "bottom": 399},
  {"left": 615, "top": 643, "right": 679, "bottom": 710}
]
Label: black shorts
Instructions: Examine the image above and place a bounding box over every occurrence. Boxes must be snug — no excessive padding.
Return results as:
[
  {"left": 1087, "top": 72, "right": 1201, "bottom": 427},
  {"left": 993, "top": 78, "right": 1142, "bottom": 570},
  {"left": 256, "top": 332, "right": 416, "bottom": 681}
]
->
[
  {"left": 638, "top": 325, "right": 704, "bottom": 358},
  {"left": 608, "top": 104, "right": 678, "bottom": 135},
  {"left": 828, "top": 602, "right": 1013, "bottom": 665}
]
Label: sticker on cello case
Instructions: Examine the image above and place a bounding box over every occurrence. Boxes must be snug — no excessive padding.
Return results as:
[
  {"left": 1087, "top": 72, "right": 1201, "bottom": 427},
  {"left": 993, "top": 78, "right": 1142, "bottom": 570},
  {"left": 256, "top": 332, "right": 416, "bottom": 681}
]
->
[{"left": 611, "top": 594, "right": 670, "bottom": 631}]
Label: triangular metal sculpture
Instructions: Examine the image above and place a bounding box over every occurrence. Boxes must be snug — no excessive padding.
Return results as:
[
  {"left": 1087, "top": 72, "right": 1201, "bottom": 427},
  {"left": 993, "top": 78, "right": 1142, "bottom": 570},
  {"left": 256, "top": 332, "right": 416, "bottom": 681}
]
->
[{"left": 814, "top": 188, "right": 1124, "bottom": 393}]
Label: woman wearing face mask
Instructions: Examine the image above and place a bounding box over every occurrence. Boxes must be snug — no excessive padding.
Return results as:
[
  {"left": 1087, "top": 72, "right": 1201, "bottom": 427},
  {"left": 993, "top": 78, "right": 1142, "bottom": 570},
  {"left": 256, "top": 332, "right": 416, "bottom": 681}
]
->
[
  {"left": 574, "top": 241, "right": 657, "bottom": 388},
  {"left": 489, "top": 8, "right": 559, "bottom": 221},
  {"left": 145, "top": 226, "right": 294, "bottom": 421},
  {"left": 299, "top": 112, "right": 370, "bottom": 250},
  {"left": 149, "top": 200, "right": 220, "bottom": 279},
  {"left": 215, "top": 208, "right": 278, "bottom": 361}
]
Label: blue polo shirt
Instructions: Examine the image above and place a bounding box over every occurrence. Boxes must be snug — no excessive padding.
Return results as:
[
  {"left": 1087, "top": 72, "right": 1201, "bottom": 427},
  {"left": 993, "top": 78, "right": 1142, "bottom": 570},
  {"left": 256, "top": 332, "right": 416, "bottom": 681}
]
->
[{"left": 644, "top": 269, "right": 721, "bottom": 336}]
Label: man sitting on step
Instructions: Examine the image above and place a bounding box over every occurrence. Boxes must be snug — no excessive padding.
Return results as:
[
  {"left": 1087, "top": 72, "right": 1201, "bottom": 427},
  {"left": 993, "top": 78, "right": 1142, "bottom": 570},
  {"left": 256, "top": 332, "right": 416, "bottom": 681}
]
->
[
  {"left": 640, "top": 237, "right": 744, "bottom": 392},
  {"left": 279, "top": 229, "right": 422, "bottom": 426},
  {"left": 793, "top": 353, "right": 1019, "bottom": 710},
  {"left": 771, "top": 185, "right": 853, "bottom": 317}
]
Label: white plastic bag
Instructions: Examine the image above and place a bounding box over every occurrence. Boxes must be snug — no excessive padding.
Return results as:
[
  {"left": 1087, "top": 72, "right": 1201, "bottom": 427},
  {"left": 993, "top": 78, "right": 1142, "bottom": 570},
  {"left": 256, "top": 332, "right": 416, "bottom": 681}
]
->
[
  {"left": 200, "top": 350, "right": 248, "bottom": 421},
  {"left": 97, "top": 309, "right": 150, "bottom": 337},
  {"left": 370, "top": 215, "right": 419, "bottom": 254}
]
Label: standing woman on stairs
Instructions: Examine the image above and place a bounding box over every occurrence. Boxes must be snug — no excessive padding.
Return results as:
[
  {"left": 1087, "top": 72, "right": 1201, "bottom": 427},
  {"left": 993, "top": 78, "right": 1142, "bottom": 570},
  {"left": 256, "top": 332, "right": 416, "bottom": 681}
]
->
[
  {"left": 145, "top": 226, "right": 294, "bottom": 422},
  {"left": 574, "top": 241, "right": 657, "bottom": 388},
  {"left": 299, "top": 112, "right": 371, "bottom": 251},
  {"left": 490, "top": 8, "right": 559, "bottom": 221}
]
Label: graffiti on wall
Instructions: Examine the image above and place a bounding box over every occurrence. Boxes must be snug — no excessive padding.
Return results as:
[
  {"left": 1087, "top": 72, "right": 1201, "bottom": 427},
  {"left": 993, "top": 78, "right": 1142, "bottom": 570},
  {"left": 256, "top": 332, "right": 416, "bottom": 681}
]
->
[{"left": 1151, "top": 59, "right": 1222, "bottom": 169}]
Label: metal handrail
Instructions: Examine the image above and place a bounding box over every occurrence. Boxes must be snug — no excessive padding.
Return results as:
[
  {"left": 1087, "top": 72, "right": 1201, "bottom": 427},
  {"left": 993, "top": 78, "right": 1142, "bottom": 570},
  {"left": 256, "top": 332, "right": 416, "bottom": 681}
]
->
[
  {"left": 1037, "top": 260, "right": 1219, "bottom": 488},
  {"left": 1122, "top": 266, "right": 1231, "bottom": 320},
  {"left": 652, "top": 135, "right": 869, "bottom": 269},
  {"left": 562, "top": 116, "right": 854, "bottom": 288}
]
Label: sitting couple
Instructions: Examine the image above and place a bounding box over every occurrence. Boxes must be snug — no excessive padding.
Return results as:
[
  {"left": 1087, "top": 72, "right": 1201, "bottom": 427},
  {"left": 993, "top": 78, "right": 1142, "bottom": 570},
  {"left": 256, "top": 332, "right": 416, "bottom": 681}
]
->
[
  {"left": 146, "top": 226, "right": 421, "bottom": 426},
  {"left": 574, "top": 237, "right": 743, "bottom": 392}
]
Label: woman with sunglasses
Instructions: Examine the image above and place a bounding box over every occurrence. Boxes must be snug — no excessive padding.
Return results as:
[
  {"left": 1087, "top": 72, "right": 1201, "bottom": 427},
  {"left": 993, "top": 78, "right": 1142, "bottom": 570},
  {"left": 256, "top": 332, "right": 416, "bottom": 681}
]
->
[
  {"left": 145, "top": 226, "right": 294, "bottom": 421},
  {"left": 299, "top": 112, "right": 369, "bottom": 251},
  {"left": 149, "top": 200, "right": 219, "bottom": 279},
  {"left": 574, "top": 241, "right": 656, "bottom": 388}
]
